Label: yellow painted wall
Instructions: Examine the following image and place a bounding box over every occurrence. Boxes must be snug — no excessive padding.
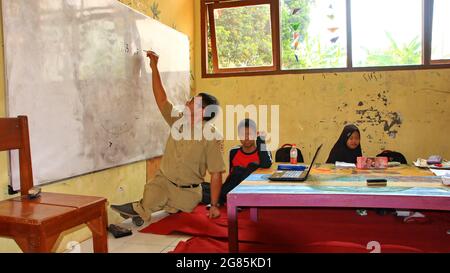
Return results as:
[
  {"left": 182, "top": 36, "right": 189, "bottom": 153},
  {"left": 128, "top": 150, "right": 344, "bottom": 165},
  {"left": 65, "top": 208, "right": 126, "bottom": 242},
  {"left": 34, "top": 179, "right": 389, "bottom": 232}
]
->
[
  {"left": 193, "top": 1, "right": 450, "bottom": 164},
  {"left": 0, "top": 0, "right": 194, "bottom": 253}
]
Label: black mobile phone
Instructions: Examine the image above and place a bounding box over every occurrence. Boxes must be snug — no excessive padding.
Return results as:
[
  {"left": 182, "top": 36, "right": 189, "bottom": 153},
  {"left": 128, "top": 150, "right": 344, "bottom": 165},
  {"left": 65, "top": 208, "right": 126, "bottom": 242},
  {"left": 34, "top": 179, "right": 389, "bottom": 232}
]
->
[{"left": 366, "top": 179, "right": 387, "bottom": 183}]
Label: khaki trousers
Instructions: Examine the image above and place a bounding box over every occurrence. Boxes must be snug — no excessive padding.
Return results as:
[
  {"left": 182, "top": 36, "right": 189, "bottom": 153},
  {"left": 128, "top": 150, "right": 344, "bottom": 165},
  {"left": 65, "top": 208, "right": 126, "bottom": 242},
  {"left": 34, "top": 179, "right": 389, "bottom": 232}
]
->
[{"left": 132, "top": 170, "right": 202, "bottom": 221}]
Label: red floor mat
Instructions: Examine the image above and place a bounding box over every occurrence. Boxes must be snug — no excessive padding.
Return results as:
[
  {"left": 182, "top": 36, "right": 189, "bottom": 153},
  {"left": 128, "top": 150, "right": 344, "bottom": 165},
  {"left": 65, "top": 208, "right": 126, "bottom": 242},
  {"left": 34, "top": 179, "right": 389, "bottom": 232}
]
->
[
  {"left": 140, "top": 205, "right": 450, "bottom": 253},
  {"left": 171, "top": 237, "right": 425, "bottom": 253}
]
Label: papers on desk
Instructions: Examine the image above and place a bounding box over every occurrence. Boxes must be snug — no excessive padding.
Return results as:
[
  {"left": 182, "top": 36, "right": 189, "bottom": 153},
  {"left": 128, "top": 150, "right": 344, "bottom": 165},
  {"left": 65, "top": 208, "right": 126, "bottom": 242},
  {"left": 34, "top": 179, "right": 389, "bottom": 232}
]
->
[
  {"left": 414, "top": 158, "right": 450, "bottom": 169},
  {"left": 430, "top": 169, "right": 450, "bottom": 177},
  {"left": 430, "top": 169, "right": 450, "bottom": 185},
  {"left": 335, "top": 161, "right": 356, "bottom": 168}
]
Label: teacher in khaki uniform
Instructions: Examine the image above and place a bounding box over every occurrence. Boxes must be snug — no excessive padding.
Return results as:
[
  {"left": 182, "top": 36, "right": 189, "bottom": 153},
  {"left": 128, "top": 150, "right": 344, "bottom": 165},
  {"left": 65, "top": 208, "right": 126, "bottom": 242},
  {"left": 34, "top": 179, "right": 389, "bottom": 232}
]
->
[{"left": 111, "top": 51, "right": 225, "bottom": 221}]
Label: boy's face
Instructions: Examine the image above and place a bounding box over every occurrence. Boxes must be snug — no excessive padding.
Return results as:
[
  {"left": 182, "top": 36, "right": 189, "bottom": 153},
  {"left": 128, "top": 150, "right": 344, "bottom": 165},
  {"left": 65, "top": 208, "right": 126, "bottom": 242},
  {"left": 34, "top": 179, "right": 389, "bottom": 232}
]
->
[{"left": 238, "top": 127, "right": 256, "bottom": 148}]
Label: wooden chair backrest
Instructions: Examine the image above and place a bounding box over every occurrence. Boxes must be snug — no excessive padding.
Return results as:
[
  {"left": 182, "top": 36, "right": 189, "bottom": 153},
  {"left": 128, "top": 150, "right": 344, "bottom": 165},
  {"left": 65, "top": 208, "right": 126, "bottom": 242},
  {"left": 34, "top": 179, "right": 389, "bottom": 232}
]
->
[{"left": 0, "top": 116, "right": 34, "bottom": 195}]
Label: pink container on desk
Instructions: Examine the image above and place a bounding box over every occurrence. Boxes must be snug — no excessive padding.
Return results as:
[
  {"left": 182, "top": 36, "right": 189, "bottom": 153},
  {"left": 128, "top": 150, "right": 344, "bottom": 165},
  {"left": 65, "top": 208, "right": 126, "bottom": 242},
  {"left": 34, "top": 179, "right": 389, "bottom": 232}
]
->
[{"left": 357, "top": 156, "right": 388, "bottom": 169}]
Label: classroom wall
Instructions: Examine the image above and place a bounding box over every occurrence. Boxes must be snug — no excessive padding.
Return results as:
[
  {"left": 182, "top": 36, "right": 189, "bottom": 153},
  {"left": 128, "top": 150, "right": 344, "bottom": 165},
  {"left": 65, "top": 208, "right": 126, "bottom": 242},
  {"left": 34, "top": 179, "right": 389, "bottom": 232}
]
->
[
  {"left": 193, "top": 1, "right": 450, "bottom": 164},
  {"left": 0, "top": 0, "right": 194, "bottom": 253}
]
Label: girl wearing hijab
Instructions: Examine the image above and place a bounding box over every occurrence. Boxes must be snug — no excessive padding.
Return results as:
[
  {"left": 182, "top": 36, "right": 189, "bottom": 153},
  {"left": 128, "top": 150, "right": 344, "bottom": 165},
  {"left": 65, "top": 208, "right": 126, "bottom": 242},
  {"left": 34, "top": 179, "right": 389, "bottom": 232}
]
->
[{"left": 326, "top": 124, "right": 362, "bottom": 164}]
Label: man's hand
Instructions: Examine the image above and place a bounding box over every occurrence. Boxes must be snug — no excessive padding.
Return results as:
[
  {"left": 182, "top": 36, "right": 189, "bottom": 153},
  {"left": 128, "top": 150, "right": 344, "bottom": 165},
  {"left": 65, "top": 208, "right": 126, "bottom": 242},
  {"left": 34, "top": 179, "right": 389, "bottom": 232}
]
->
[
  {"left": 209, "top": 172, "right": 223, "bottom": 219},
  {"left": 146, "top": 50, "right": 159, "bottom": 69},
  {"left": 207, "top": 205, "right": 221, "bottom": 219}
]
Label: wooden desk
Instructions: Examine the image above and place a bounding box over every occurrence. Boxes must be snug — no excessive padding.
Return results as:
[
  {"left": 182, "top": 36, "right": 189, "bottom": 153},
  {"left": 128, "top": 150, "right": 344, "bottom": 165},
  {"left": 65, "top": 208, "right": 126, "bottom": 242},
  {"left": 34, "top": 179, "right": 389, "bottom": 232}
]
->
[
  {"left": 0, "top": 192, "right": 108, "bottom": 252},
  {"left": 227, "top": 164, "right": 450, "bottom": 252}
]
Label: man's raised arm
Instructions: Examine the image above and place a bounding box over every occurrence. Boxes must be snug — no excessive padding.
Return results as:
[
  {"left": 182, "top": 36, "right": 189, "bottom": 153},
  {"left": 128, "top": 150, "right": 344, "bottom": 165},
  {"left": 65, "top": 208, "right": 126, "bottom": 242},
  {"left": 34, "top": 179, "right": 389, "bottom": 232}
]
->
[{"left": 147, "top": 51, "right": 168, "bottom": 112}]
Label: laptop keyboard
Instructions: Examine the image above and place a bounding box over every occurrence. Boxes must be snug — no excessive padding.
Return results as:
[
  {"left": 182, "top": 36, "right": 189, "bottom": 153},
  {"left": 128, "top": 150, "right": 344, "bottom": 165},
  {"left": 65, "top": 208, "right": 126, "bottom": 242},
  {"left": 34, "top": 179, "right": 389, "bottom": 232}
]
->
[{"left": 281, "top": 171, "right": 303, "bottom": 178}]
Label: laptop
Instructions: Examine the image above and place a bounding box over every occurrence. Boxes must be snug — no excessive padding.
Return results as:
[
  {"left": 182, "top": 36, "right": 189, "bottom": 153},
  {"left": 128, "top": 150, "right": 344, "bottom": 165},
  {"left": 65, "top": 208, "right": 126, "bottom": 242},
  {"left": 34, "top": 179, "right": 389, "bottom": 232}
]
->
[{"left": 269, "top": 144, "right": 322, "bottom": 182}]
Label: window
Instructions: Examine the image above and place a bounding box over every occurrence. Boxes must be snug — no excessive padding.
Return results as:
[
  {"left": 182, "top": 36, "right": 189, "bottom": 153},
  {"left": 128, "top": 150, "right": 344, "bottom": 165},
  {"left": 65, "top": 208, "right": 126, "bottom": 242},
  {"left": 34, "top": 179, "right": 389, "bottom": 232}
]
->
[
  {"left": 351, "top": 0, "right": 422, "bottom": 67},
  {"left": 431, "top": 0, "right": 450, "bottom": 63},
  {"left": 281, "top": 0, "right": 347, "bottom": 69},
  {"left": 204, "top": 0, "right": 278, "bottom": 73},
  {"left": 201, "top": 0, "right": 450, "bottom": 77}
]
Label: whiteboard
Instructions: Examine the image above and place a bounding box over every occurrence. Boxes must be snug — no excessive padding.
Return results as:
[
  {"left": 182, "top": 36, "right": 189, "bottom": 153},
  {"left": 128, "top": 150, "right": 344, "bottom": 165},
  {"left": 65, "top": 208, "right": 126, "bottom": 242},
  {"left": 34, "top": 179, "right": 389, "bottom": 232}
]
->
[{"left": 2, "top": 0, "right": 190, "bottom": 189}]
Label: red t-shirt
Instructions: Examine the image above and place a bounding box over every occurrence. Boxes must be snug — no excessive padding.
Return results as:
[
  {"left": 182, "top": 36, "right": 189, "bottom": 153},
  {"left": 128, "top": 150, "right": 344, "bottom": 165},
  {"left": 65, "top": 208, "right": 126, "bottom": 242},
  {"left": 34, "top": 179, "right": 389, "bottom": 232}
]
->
[{"left": 231, "top": 148, "right": 260, "bottom": 173}]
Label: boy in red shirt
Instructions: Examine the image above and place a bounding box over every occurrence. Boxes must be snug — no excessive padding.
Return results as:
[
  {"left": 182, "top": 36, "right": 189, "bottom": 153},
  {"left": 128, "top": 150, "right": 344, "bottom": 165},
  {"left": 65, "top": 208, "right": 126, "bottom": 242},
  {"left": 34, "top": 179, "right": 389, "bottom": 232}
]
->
[{"left": 202, "top": 118, "right": 272, "bottom": 206}]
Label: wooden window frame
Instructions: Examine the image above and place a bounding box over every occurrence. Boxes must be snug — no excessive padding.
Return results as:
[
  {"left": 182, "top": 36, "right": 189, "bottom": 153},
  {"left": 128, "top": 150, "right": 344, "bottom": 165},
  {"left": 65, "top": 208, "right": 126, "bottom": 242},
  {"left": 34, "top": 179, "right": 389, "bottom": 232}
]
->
[
  {"left": 201, "top": 0, "right": 450, "bottom": 79},
  {"left": 203, "top": 0, "right": 280, "bottom": 74}
]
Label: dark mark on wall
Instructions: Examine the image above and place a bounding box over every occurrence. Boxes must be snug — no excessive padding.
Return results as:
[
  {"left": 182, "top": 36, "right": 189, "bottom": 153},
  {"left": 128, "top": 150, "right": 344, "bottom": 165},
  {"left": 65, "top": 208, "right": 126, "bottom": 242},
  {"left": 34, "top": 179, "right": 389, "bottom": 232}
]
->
[
  {"left": 383, "top": 112, "right": 402, "bottom": 138},
  {"left": 363, "top": 72, "right": 379, "bottom": 82},
  {"left": 355, "top": 108, "right": 402, "bottom": 139},
  {"left": 387, "top": 131, "right": 398, "bottom": 138},
  {"left": 363, "top": 74, "right": 368, "bottom": 82},
  {"left": 358, "top": 101, "right": 364, "bottom": 106},
  {"left": 377, "top": 91, "right": 389, "bottom": 106},
  {"left": 109, "top": 142, "right": 113, "bottom": 148}
]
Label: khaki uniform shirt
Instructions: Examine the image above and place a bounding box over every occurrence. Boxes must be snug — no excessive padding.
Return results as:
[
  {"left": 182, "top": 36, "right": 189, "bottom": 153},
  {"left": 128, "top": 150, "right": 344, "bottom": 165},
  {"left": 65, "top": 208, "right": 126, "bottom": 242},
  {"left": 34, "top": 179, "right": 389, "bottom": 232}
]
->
[{"left": 158, "top": 101, "right": 225, "bottom": 186}]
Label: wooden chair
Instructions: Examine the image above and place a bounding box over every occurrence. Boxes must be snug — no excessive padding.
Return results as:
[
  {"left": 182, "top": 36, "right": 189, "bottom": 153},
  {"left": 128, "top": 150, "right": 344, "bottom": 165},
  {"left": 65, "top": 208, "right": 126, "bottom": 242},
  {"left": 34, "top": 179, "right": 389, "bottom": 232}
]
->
[{"left": 0, "top": 116, "right": 108, "bottom": 252}]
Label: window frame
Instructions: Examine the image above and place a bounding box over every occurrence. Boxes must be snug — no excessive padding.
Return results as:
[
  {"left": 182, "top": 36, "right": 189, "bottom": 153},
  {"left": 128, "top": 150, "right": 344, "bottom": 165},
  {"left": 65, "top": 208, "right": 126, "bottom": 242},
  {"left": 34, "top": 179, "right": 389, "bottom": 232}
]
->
[
  {"left": 204, "top": 0, "right": 280, "bottom": 73},
  {"left": 201, "top": 0, "right": 450, "bottom": 78},
  {"left": 429, "top": 0, "right": 450, "bottom": 65}
]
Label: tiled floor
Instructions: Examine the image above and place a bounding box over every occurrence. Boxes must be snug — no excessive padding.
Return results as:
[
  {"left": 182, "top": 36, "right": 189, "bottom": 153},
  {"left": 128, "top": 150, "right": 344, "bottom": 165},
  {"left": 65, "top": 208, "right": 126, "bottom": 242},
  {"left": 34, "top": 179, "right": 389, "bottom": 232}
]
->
[{"left": 79, "top": 210, "right": 191, "bottom": 253}]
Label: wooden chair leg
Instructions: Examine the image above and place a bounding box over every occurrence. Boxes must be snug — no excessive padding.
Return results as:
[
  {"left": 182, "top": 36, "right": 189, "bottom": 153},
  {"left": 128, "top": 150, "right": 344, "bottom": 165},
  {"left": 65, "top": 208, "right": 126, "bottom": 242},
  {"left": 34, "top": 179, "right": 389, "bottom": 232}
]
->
[{"left": 86, "top": 207, "right": 108, "bottom": 253}]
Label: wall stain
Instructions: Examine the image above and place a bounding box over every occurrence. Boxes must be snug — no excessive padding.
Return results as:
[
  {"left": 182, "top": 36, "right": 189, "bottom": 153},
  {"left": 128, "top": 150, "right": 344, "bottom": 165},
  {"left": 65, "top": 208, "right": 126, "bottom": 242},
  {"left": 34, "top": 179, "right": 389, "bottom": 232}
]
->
[
  {"left": 355, "top": 107, "right": 402, "bottom": 138},
  {"left": 377, "top": 91, "right": 389, "bottom": 106},
  {"left": 362, "top": 72, "right": 379, "bottom": 82},
  {"left": 383, "top": 112, "right": 402, "bottom": 138}
]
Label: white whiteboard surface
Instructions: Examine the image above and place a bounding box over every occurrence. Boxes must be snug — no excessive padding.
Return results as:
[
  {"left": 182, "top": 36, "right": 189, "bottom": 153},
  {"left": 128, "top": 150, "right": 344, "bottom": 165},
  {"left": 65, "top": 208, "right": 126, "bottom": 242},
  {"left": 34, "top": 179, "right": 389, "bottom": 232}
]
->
[{"left": 2, "top": 0, "right": 190, "bottom": 190}]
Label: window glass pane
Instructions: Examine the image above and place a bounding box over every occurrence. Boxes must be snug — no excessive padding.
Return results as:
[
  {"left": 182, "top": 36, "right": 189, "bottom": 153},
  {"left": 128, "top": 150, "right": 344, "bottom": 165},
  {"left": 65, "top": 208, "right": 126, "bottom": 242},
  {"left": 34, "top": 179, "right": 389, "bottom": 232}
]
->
[
  {"left": 352, "top": 0, "right": 422, "bottom": 67},
  {"left": 431, "top": 0, "right": 450, "bottom": 61},
  {"left": 281, "top": 0, "right": 347, "bottom": 70},
  {"left": 214, "top": 4, "right": 273, "bottom": 69},
  {"left": 207, "top": 12, "right": 213, "bottom": 73}
]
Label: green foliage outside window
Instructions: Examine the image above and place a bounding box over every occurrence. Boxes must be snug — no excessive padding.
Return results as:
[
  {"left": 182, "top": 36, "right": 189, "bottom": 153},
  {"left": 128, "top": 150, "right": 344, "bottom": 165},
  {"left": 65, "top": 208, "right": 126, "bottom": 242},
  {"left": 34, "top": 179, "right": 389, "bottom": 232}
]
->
[
  {"left": 214, "top": 5, "right": 273, "bottom": 68},
  {"left": 359, "top": 32, "right": 421, "bottom": 67}
]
